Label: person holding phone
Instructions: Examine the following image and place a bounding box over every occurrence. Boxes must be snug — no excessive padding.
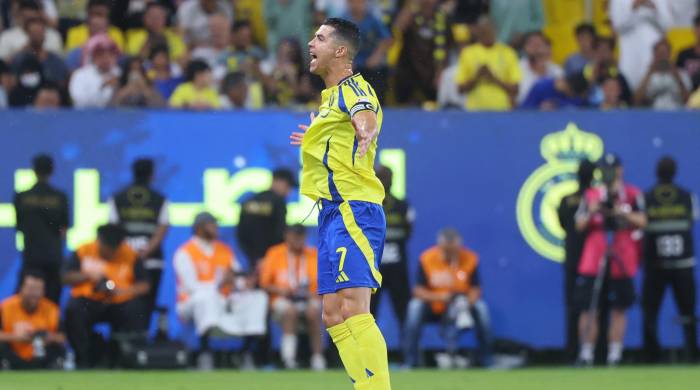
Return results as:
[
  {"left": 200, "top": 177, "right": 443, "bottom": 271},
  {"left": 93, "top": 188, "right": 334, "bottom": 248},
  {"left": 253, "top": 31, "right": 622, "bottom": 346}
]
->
[{"left": 634, "top": 39, "right": 691, "bottom": 109}]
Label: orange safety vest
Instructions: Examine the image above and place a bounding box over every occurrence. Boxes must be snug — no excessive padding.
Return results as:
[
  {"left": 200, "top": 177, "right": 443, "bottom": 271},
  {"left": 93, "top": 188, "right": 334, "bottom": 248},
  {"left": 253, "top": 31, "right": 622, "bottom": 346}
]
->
[
  {"left": 419, "top": 246, "right": 479, "bottom": 314},
  {"left": 176, "top": 238, "right": 235, "bottom": 302},
  {"left": 259, "top": 243, "right": 318, "bottom": 304},
  {"left": 70, "top": 241, "right": 140, "bottom": 304},
  {"left": 0, "top": 295, "right": 59, "bottom": 361}
]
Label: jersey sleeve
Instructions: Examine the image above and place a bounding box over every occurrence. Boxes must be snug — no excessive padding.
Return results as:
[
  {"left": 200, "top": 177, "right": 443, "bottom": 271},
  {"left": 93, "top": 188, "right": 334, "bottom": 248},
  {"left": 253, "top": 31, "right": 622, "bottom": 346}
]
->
[
  {"left": 339, "top": 80, "right": 379, "bottom": 118},
  {"left": 454, "top": 48, "right": 475, "bottom": 85}
]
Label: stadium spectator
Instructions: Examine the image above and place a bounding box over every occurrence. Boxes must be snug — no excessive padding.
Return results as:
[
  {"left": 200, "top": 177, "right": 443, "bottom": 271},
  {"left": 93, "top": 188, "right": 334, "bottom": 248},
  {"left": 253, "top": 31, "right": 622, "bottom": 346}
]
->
[
  {"left": 237, "top": 168, "right": 296, "bottom": 269},
  {"left": 231, "top": 0, "right": 267, "bottom": 48},
  {"left": 404, "top": 228, "right": 493, "bottom": 368},
  {"left": 55, "top": 0, "right": 88, "bottom": 36},
  {"left": 10, "top": 17, "right": 68, "bottom": 87},
  {"left": 63, "top": 2, "right": 113, "bottom": 71},
  {"left": 0, "top": 60, "right": 10, "bottom": 108},
  {"left": 110, "top": 56, "right": 165, "bottom": 108},
  {"left": 261, "top": 38, "right": 307, "bottom": 107},
  {"left": 599, "top": 76, "right": 627, "bottom": 110},
  {"left": 63, "top": 224, "right": 150, "bottom": 369},
  {"left": 264, "top": 0, "right": 311, "bottom": 61},
  {"left": 32, "top": 81, "right": 62, "bottom": 109},
  {"left": 146, "top": 44, "right": 183, "bottom": 100},
  {"left": 217, "top": 21, "right": 265, "bottom": 80},
  {"left": 177, "top": 0, "right": 233, "bottom": 47},
  {"left": 343, "top": 0, "right": 392, "bottom": 103},
  {"left": 436, "top": 64, "right": 466, "bottom": 109},
  {"left": 564, "top": 23, "right": 597, "bottom": 77},
  {"left": 642, "top": 157, "right": 699, "bottom": 363},
  {"left": 370, "top": 166, "right": 413, "bottom": 337},
  {"left": 8, "top": 54, "right": 43, "bottom": 107},
  {"left": 68, "top": 34, "right": 121, "bottom": 108},
  {"left": 675, "top": 14, "right": 700, "bottom": 91},
  {"left": 0, "top": 0, "right": 62, "bottom": 61},
  {"left": 259, "top": 224, "right": 324, "bottom": 370},
  {"left": 517, "top": 31, "right": 563, "bottom": 104},
  {"left": 220, "top": 71, "right": 256, "bottom": 109},
  {"left": 169, "top": 59, "right": 221, "bottom": 109},
  {"left": 558, "top": 160, "right": 595, "bottom": 360},
  {"left": 125, "top": 2, "right": 186, "bottom": 63},
  {"left": 585, "top": 36, "right": 633, "bottom": 106},
  {"left": 190, "top": 13, "right": 231, "bottom": 76},
  {"left": 489, "top": 0, "right": 544, "bottom": 47},
  {"left": 520, "top": 72, "right": 590, "bottom": 110},
  {"left": 65, "top": 0, "right": 124, "bottom": 52},
  {"left": 393, "top": 0, "right": 450, "bottom": 105},
  {"left": 456, "top": 16, "right": 520, "bottom": 111},
  {"left": 0, "top": 0, "right": 58, "bottom": 28},
  {"left": 609, "top": 0, "right": 672, "bottom": 89},
  {"left": 574, "top": 154, "right": 647, "bottom": 366},
  {"left": 634, "top": 39, "right": 691, "bottom": 110},
  {"left": 174, "top": 212, "right": 267, "bottom": 371},
  {"left": 13, "top": 154, "right": 68, "bottom": 304},
  {"left": 108, "top": 158, "right": 169, "bottom": 318},
  {"left": 0, "top": 271, "right": 65, "bottom": 369}
]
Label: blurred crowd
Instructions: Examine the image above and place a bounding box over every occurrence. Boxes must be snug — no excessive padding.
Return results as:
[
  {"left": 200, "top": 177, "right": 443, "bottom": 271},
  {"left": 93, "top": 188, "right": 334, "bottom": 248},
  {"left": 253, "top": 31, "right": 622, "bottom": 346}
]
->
[{"left": 0, "top": 0, "right": 699, "bottom": 111}]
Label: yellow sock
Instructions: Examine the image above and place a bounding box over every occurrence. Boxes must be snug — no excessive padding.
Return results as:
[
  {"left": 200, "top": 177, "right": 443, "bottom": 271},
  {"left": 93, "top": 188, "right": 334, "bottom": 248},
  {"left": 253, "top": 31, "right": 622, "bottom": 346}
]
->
[
  {"left": 345, "top": 313, "right": 391, "bottom": 390},
  {"left": 327, "top": 322, "right": 371, "bottom": 389}
]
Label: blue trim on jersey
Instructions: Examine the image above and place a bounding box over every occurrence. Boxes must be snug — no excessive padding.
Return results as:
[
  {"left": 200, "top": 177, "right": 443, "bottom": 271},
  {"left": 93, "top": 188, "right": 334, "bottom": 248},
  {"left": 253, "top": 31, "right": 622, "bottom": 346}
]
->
[
  {"left": 345, "top": 80, "right": 362, "bottom": 97},
  {"left": 323, "top": 138, "right": 343, "bottom": 202},
  {"left": 338, "top": 86, "right": 348, "bottom": 113},
  {"left": 367, "top": 85, "right": 375, "bottom": 97},
  {"left": 352, "top": 136, "right": 358, "bottom": 166},
  {"left": 351, "top": 78, "right": 366, "bottom": 96}
]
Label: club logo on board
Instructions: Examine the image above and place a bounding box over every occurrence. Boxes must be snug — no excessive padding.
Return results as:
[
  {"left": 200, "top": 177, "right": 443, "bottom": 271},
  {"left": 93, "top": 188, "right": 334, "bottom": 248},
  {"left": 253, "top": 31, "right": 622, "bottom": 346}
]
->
[{"left": 516, "top": 123, "right": 604, "bottom": 262}]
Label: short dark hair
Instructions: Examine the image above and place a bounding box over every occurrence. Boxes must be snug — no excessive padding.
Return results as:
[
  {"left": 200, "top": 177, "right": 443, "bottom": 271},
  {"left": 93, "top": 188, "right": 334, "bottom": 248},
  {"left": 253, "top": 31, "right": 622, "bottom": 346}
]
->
[
  {"left": 148, "top": 44, "right": 170, "bottom": 61},
  {"left": 18, "top": 0, "right": 41, "bottom": 11},
  {"left": 232, "top": 20, "right": 251, "bottom": 33},
  {"left": 185, "top": 59, "right": 211, "bottom": 82},
  {"left": 523, "top": 30, "right": 550, "bottom": 46},
  {"left": 97, "top": 224, "right": 127, "bottom": 249},
  {"left": 577, "top": 159, "right": 595, "bottom": 189},
  {"left": 23, "top": 268, "right": 46, "bottom": 284},
  {"left": 575, "top": 23, "right": 596, "bottom": 37},
  {"left": 87, "top": 0, "right": 111, "bottom": 12},
  {"left": 272, "top": 168, "right": 297, "bottom": 187},
  {"left": 145, "top": 1, "right": 167, "bottom": 13},
  {"left": 286, "top": 223, "right": 306, "bottom": 236},
  {"left": 566, "top": 72, "right": 590, "bottom": 96},
  {"left": 32, "top": 154, "right": 53, "bottom": 177},
  {"left": 132, "top": 158, "right": 154, "bottom": 183},
  {"left": 24, "top": 16, "right": 45, "bottom": 29},
  {"left": 322, "top": 18, "right": 360, "bottom": 58},
  {"left": 656, "top": 156, "right": 677, "bottom": 183},
  {"left": 221, "top": 71, "right": 246, "bottom": 93}
]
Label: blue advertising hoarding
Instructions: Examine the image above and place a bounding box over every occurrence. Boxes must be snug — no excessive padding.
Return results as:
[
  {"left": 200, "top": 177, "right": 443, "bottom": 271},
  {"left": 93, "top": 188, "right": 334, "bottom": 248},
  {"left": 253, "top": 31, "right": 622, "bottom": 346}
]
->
[{"left": 1, "top": 109, "right": 699, "bottom": 349}]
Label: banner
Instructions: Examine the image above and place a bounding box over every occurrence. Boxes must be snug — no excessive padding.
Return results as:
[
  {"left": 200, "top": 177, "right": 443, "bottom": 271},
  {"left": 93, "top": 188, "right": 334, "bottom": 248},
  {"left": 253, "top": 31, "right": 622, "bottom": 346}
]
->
[{"left": 1, "top": 110, "right": 699, "bottom": 349}]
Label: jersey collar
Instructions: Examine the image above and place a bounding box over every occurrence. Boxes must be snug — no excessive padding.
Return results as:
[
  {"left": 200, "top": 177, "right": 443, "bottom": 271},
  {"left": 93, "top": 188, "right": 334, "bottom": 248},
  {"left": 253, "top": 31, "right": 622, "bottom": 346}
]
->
[{"left": 337, "top": 73, "right": 360, "bottom": 86}]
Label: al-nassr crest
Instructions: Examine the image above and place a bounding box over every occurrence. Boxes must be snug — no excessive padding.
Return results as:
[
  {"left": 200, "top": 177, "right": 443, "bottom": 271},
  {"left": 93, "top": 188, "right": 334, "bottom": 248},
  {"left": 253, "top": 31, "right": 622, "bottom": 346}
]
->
[{"left": 516, "top": 123, "right": 604, "bottom": 262}]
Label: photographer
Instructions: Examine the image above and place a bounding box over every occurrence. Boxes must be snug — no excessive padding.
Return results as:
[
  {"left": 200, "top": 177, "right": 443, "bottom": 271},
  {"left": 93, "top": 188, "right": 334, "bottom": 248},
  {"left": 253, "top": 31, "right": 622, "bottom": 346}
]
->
[
  {"left": 63, "top": 224, "right": 150, "bottom": 369},
  {"left": 643, "top": 156, "right": 699, "bottom": 362},
  {"left": 259, "top": 224, "right": 324, "bottom": 370},
  {"left": 403, "top": 228, "right": 493, "bottom": 368},
  {"left": 634, "top": 39, "right": 691, "bottom": 109},
  {"left": 574, "top": 154, "right": 647, "bottom": 366},
  {"left": 0, "top": 270, "right": 65, "bottom": 369}
]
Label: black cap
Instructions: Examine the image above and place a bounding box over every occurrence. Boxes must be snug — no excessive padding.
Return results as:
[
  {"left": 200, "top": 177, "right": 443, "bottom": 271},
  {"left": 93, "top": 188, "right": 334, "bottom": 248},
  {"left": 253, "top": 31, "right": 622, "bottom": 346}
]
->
[
  {"left": 272, "top": 168, "right": 298, "bottom": 187},
  {"left": 598, "top": 153, "right": 622, "bottom": 168},
  {"left": 132, "top": 158, "right": 154, "bottom": 183},
  {"left": 286, "top": 223, "right": 306, "bottom": 236}
]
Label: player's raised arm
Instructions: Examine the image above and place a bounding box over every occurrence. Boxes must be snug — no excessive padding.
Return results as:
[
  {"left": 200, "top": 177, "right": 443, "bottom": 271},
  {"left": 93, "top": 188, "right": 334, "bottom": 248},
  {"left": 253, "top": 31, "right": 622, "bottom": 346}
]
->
[
  {"left": 290, "top": 112, "right": 315, "bottom": 146},
  {"left": 351, "top": 109, "right": 378, "bottom": 158}
]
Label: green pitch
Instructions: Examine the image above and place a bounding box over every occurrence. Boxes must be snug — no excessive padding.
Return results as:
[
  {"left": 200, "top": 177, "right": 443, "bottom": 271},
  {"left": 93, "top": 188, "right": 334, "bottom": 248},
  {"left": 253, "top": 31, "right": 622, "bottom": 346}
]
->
[{"left": 1, "top": 367, "right": 699, "bottom": 390}]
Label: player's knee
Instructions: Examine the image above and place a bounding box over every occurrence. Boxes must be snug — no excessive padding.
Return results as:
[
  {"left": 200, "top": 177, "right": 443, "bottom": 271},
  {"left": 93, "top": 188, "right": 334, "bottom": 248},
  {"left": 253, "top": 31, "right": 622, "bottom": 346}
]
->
[{"left": 322, "top": 307, "right": 343, "bottom": 328}]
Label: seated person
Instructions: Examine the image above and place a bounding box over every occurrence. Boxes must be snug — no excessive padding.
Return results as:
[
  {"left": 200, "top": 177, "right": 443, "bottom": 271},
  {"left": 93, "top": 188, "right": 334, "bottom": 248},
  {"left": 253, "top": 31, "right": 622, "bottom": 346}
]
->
[
  {"left": 125, "top": 2, "right": 185, "bottom": 63},
  {"left": 174, "top": 212, "right": 267, "bottom": 370},
  {"left": 403, "top": 228, "right": 493, "bottom": 368},
  {"left": 65, "top": 0, "right": 124, "bottom": 52},
  {"left": 169, "top": 60, "right": 221, "bottom": 109},
  {"left": 63, "top": 224, "right": 150, "bottom": 369},
  {"left": 259, "top": 224, "right": 324, "bottom": 370},
  {"left": 0, "top": 270, "right": 65, "bottom": 369}
]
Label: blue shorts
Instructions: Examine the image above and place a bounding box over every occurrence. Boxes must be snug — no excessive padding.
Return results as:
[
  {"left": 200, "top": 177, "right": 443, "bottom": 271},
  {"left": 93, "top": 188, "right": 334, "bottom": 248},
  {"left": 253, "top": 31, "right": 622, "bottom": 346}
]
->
[{"left": 317, "top": 199, "right": 386, "bottom": 295}]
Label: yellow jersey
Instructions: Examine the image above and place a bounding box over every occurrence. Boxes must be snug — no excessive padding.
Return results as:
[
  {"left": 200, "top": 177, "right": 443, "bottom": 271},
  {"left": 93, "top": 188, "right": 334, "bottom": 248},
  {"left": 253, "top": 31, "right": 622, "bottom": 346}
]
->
[{"left": 300, "top": 73, "right": 385, "bottom": 205}]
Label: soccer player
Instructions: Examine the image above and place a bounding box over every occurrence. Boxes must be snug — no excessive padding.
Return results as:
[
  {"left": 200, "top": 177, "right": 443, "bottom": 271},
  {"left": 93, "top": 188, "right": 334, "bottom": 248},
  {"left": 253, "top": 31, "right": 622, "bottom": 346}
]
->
[{"left": 290, "top": 18, "right": 390, "bottom": 389}]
